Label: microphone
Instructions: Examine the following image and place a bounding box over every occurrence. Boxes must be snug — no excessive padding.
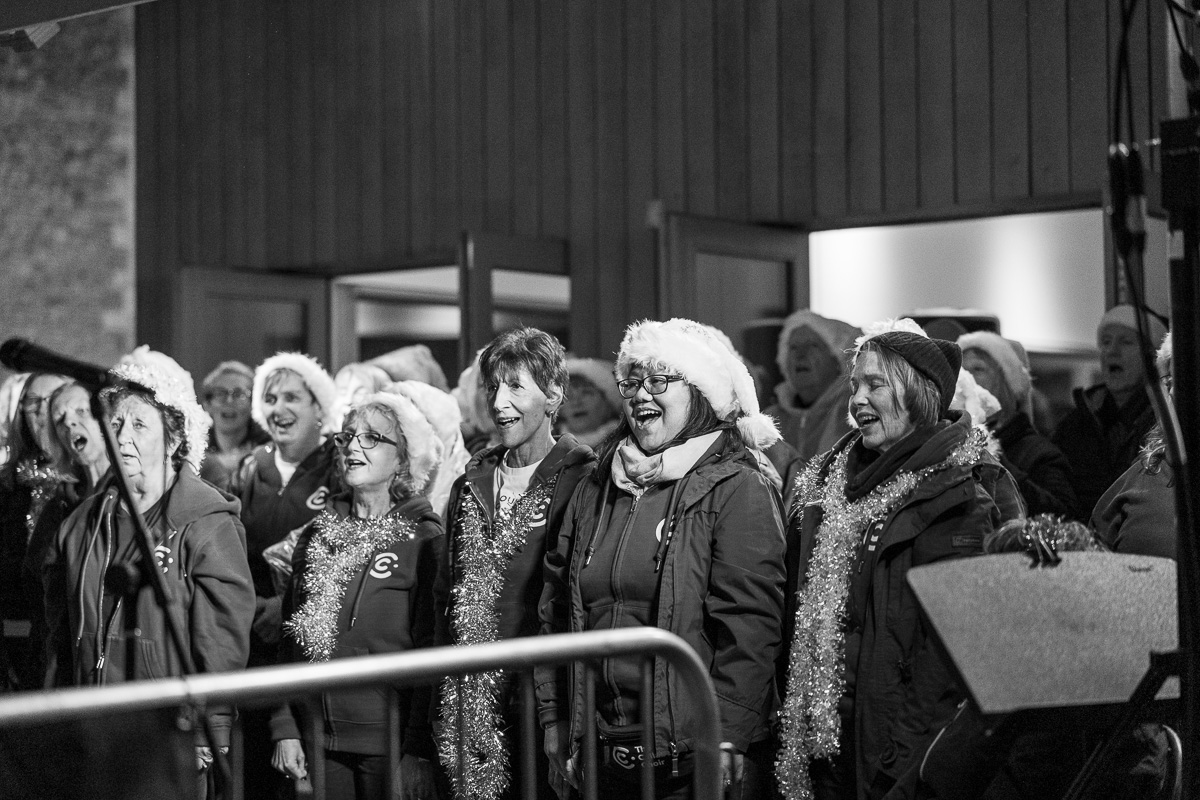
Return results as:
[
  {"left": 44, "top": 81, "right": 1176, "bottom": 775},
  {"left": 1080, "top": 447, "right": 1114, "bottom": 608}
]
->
[{"left": 0, "top": 338, "right": 115, "bottom": 391}]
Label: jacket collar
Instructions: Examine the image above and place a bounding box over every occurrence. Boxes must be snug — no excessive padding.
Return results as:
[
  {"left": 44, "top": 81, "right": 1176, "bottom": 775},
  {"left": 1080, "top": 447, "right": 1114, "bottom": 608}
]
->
[{"left": 462, "top": 433, "right": 591, "bottom": 514}]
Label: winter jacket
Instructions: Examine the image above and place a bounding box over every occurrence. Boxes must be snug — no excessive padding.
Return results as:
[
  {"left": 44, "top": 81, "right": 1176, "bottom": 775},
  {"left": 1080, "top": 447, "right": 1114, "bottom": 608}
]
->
[
  {"left": 765, "top": 379, "right": 855, "bottom": 465},
  {"left": 434, "top": 434, "right": 596, "bottom": 655},
  {"left": 994, "top": 412, "right": 1076, "bottom": 518},
  {"left": 42, "top": 467, "right": 255, "bottom": 747},
  {"left": 1052, "top": 384, "right": 1154, "bottom": 522},
  {"left": 1091, "top": 457, "right": 1176, "bottom": 559},
  {"left": 271, "top": 495, "right": 443, "bottom": 758},
  {"left": 785, "top": 417, "right": 1011, "bottom": 798},
  {"left": 238, "top": 440, "right": 340, "bottom": 664},
  {"left": 538, "top": 431, "right": 787, "bottom": 755}
]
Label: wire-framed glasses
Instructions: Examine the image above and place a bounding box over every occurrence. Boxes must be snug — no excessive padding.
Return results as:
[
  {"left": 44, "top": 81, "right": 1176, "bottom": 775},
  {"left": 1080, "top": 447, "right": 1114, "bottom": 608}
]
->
[{"left": 332, "top": 430, "right": 398, "bottom": 450}]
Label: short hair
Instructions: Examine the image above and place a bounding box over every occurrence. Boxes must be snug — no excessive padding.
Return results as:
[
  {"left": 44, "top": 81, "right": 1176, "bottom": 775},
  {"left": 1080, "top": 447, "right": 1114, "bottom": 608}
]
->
[
  {"left": 342, "top": 402, "right": 413, "bottom": 501},
  {"left": 478, "top": 327, "right": 569, "bottom": 398},
  {"left": 264, "top": 368, "right": 317, "bottom": 405},
  {"left": 202, "top": 360, "right": 254, "bottom": 390},
  {"left": 854, "top": 341, "right": 942, "bottom": 427},
  {"left": 102, "top": 384, "right": 189, "bottom": 472}
]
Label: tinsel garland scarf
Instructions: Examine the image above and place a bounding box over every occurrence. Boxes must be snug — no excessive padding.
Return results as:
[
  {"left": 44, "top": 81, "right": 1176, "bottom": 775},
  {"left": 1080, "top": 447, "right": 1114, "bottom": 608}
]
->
[
  {"left": 285, "top": 510, "right": 417, "bottom": 663},
  {"left": 15, "top": 458, "right": 71, "bottom": 539},
  {"left": 437, "top": 477, "right": 557, "bottom": 800},
  {"left": 776, "top": 427, "right": 986, "bottom": 800}
]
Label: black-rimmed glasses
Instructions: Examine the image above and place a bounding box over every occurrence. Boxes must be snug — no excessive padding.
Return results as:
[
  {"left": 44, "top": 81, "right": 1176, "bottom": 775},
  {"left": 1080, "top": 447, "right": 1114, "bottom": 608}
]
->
[
  {"left": 332, "top": 431, "right": 398, "bottom": 450},
  {"left": 616, "top": 374, "right": 684, "bottom": 399}
]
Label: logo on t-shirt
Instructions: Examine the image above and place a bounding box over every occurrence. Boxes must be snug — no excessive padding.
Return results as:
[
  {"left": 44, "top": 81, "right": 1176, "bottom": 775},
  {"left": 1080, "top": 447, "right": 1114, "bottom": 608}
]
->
[
  {"left": 370, "top": 552, "right": 398, "bottom": 579},
  {"left": 153, "top": 544, "right": 174, "bottom": 573},
  {"left": 305, "top": 487, "right": 329, "bottom": 510}
]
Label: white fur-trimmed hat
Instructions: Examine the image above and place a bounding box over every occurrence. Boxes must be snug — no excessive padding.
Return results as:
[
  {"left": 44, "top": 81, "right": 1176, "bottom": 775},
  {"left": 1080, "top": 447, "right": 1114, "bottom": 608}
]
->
[
  {"left": 109, "top": 352, "right": 210, "bottom": 474},
  {"left": 616, "top": 318, "right": 781, "bottom": 449},
  {"left": 252, "top": 353, "right": 337, "bottom": 431},
  {"left": 957, "top": 331, "right": 1034, "bottom": 419},
  {"left": 776, "top": 310, "right": 862, "bottom": 379},
  {"left": 354, "top": 390, "right": 444, "bottom": 497},
  {"left": 566, "top": 357, "right": 621, "bottom": 413},
  {"left": 387, "top": 380, "right": 463, "bottom": 452}
]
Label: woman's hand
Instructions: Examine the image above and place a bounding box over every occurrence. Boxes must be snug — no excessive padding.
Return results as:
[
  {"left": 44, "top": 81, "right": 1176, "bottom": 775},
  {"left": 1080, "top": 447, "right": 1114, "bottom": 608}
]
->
[
  {"left": 396, "top": 754, "right": 436, "bottom": 800},
  {"left": 195, "top": 746, "right": 213, "bottom": 772},
  {"left": 271, "top": 738, "right": 307, "bottom": 780},
  {"left": 720, "top": 746, "right": 744, "bottom": 796},
  {"left": 543, "top": 722, "right": 578, "bottom": 799}
]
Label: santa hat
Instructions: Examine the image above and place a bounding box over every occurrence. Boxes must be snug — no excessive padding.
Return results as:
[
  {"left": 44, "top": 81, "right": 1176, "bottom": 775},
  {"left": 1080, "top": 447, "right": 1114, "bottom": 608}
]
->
[
  {"left": 252, "top": 352, "right": 337, "bottom": 431},
  {"left": 1099, "top": 304, "right": 1167, "bottom": 346},
  {"left": 616, "top": 318, "right": 780, "bottom": 449},
  {"left": 356, "top": 390, "right": 444, "bottom": 497},
  {"left": 565, "top": 358, "right": 621, "bottom": 413},
  {"left": 957, "top": 331, "right": 1035, "bottom": 419},
  {"left": 109, "top": 352, "right": 210, "bottom": 474},
  {"left": 776, "top": 310, "right": 862, "bottom": 379},
  {"left": 368, "top": 345, "right": 450, "bottom": 391},
  {"left": 387, "top": 380, "right": 463, "bottom": 452}
]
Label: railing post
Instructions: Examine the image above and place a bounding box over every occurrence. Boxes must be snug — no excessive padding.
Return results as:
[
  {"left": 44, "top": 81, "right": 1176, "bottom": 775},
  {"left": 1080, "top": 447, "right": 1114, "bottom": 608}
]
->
[{"left": 520, "top": 670, "right": 537, "bottom": 800}]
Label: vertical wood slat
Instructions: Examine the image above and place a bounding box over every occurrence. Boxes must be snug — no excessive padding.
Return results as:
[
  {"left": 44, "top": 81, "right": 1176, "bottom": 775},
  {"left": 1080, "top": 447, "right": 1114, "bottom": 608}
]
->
[
  {"left": 432, "top": 0, "right": 460, "bottom": 247},
  {"left": 409, "top": 0, "right": 435, "bottom": 255},
  {"left": 882, "top": 0, "right": 919, "bottom": 211},
  {"left": 264, "top": 0, "right": 290, "bottom": 267},
  {"left": 177, "top": 0, "right": 199, "bottom": 265},
  {"left": 334, "top": 0, "right": 362, "bottom": 268},
  {"left": 566, "top": 1, "right": 598, "bottom": 357},
  {"left": 286, "top": 0, "right": 314, "bottom": 265},
  {"left": 458, "top": 0, "right": 485, "bottom": 232},
  {"left": 811, "top": 1, "right": 848, "bottom": 219},
  {"left": 625, "top": 0, "right": 656, "bottom": 321},
  {"left": 359, "top": 0, "right": 385, "bottom": 264},
  {"left": 512, "top": 0, "right": 540, "bottom": 238},
  {"left": 595, "top": 1, "right": 627, "bottom": 351},
  {"left": 539, "top": 0, "right": 568, "bottom": 240},
  {"left": 953, "top": 0, "right": 991, "bottom": 203},
  {"left": 746, "top": 0, "right": 779, "bottom": 221},
  {"left": 134, "top": 5, "right": 166, "bottom": 347},
  {"left": 243, "top": 0, "right": 267, "bottom": 267},
  {"left": 380, "top": 0, "right": 409, "bottom": 261},
  {"left": 1029, "top": 0, "right": 1071, "bottom": 196},
  {"left": 683, "top": 0, "right": 716, "bottom": 216},
  {"left": 846, "top": 0, "right": 882, "bottom": 214},
  {"left": 991, "top": 0, "right": 1031, "bottom": 199},
  {"left": 197, "top": 0, "right": 222, "bottom": 265},
  {"left": 311, "top": 0, "right": 337, "bottom": 266},
  {"left": 654, "top": 0, "right": 686, "bottom": 212},
  {"left": 916, "top": 0, "right": 955, "bottom": 208},
  {"left": 219, "top": 0, "right": 245, "bottom": 266},
  {"left": 1068, "top": 0, "right": 1109, "bottom": 192},
  {"left": 484, "top": 0, "right": 512, "bottom": 233},
  {"left": 779, "top": 0, "right": 813, "bottom": 220},
  {"left": 715, "top": 0, "right": 748, "bottom": 219},
  {"left": 154, "top": 0, "right": 179, "bottom": 276}
]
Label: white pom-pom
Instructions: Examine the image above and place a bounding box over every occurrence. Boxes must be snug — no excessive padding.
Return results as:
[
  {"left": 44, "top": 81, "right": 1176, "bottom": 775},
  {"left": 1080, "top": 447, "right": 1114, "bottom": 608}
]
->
[{"left": 737, "top": 413, "right": 781, "bottom": 450}]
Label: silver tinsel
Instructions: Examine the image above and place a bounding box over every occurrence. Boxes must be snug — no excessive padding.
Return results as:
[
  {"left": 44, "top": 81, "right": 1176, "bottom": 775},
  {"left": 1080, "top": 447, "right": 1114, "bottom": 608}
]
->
[
  {"left": 285, "top": 510, "right": 417, "bottom": 663},
  {"left": 15, "top": 458, "right": 71, "bottom": 541},
  {"left": 776, "top": 427, "right": 987, "bottom": 800},
  {"left": 437, "top": 477, "right": 557, "bottom": 800}
]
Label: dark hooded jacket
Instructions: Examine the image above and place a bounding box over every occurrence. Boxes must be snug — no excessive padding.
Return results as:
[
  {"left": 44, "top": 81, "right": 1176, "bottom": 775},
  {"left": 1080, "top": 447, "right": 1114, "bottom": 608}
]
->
[
  {"left": 1052, "top": 384, "right": 1154, "bottom": 521},
  {"left": 434, "top": 433, "right": 595, "bottom": 653},
  {"left": 537, "top": 431, "right": 787, "bottom": 755},
  {"left": 994, "top": 412, "right": 1076, "bottom": 518},
  {"left": 271, "top": 494, "right": 443, "bottom": 757},
  {"left": 785, "top": 416, "right": 1014, "bottom": 798},
  {"left": 42, "top": 467, "right": 255, "bottom": 746}
]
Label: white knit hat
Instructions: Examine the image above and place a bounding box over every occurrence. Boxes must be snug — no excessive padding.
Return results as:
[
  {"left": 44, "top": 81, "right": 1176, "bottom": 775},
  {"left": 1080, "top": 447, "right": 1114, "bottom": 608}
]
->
[
  {"left": 616, "top": 318, "right": 781, "bottom": 449},
  {"left": 252, "top": 353, "right": 337, "bottom": 431},
  {"left": 109, "top": 353, "right": 210, "bottom": 474},
  {"left": 565, "top": 357, "right": 621, "bottom": 413},
  {"left": 957, "top": 331, "right": 1034, "bottom": 419},
  {"left": 354, "top": 390, "right": 444, "bottom": 496}
]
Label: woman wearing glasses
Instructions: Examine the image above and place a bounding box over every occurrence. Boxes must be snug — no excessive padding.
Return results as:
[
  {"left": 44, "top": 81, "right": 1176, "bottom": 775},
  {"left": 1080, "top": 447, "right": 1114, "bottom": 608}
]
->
[
  {"left": 198, "top": 361, "right": 269, "bottom": 492},
  {"left": 272, "top": 391, "right": 444, "bottom": 800},
  {"left": 539, "top": 319, "right": 786, "bottom": 799},
  {"left": 435, "top": 327, "right": 596, "bottom": 800}
]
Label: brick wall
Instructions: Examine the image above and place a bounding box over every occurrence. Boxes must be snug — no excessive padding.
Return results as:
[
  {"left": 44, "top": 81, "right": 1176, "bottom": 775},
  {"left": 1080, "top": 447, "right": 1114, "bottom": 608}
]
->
[{"left": 0, "top": 10, "right": 134, "bottom": 375}]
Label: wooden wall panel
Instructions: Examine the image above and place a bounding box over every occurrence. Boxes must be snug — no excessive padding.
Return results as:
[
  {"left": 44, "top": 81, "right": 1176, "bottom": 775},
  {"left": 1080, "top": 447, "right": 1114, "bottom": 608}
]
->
[{"left": 136, "top": 0, "right": 1171, "bottom": 356}]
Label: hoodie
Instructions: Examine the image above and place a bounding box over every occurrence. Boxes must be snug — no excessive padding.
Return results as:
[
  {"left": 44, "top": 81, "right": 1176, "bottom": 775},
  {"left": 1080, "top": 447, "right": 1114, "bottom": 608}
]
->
[{"left": 42, "top": 467, "right": 255, "bottom": 747}]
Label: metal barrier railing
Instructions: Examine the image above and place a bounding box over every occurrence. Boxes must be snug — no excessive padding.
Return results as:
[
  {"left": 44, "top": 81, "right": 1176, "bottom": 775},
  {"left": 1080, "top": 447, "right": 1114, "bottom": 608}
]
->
[{"left": 0, "top": 628, "right": 723, "bottom": 800}]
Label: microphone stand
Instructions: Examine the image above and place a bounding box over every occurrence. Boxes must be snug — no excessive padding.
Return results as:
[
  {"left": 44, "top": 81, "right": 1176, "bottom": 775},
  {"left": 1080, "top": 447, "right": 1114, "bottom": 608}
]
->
[{"left": 88, "top": 392, "right": 233, "bottom": 790}]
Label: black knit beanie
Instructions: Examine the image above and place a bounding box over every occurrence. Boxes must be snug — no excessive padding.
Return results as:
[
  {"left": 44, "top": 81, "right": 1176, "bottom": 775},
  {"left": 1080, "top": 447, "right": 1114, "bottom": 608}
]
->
[{"left": 868, "top": 331, "right": 962, "bottom": 416}]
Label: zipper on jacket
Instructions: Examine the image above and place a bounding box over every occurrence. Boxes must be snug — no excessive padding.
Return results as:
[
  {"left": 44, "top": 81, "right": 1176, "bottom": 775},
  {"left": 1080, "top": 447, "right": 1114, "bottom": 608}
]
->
[
  {"left": 348, "top": 567, "right": 370, "bottom": 629},
  {"left": 94, "top": 506, "right": 118, "bottom": 682},
  {"left": 652, "top": 482, "right": 682, "bottom": 573},
  {"left": 670, "top": 742, "right": 679, "bottom": 777},
  {"left": 605, "top": 490, "right": 644, "bottom": 726}
]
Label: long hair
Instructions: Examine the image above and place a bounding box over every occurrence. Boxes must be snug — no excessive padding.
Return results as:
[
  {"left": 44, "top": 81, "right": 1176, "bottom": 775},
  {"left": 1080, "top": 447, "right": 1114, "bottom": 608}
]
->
[
  {"left": 1, "top": 373, "right": 63, "bottom": 489},
  {"left": 593, "top": 380, "right": 731, "bottom": 474}
]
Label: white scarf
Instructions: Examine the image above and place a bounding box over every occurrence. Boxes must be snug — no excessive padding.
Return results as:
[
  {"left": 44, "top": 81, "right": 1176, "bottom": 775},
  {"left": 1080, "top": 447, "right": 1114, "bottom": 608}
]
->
[{"left": 610, "top": 430, "right": 723, "bottom": 494}]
